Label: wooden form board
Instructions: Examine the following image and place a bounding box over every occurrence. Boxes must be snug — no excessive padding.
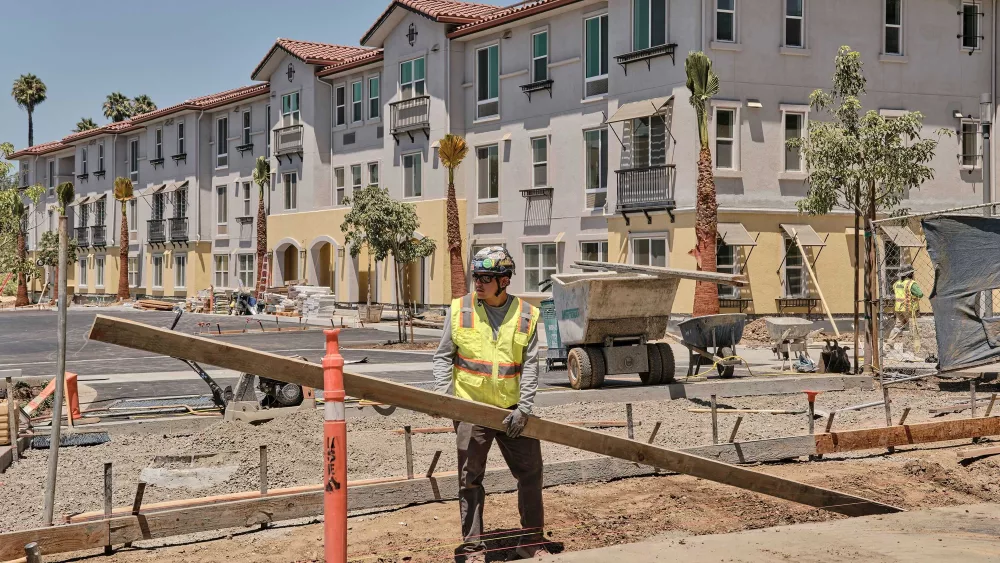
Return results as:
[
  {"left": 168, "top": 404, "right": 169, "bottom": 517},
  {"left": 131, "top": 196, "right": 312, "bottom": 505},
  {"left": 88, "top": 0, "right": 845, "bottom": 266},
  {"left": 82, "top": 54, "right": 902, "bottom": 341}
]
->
[
  {"left": 87, "top": 315, "right": 898, "bottom": 518},
  {"left": 1, "top": 457, "right": 654, "bottom": 561}
]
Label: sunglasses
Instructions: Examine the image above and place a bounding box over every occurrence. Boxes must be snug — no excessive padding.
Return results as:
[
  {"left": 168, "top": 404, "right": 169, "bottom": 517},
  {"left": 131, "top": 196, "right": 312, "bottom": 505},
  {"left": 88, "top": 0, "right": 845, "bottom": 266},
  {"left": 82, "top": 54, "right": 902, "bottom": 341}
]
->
[{"left": 473, "top": 274, "right": 498, "bottom": 285}]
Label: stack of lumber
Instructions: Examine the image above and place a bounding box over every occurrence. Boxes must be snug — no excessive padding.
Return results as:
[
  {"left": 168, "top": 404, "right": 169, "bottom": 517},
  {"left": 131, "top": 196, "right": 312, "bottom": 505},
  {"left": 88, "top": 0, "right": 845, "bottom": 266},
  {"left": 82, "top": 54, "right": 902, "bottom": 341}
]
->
[
  {"left": 0, "top": 401, "right": 9, "bottom": 446},
  {"left": 134, "top": 299, "right": 175, "bottom": 311},
  {"left": 290, "top": 286, "right": 333, "bottom": 317}
]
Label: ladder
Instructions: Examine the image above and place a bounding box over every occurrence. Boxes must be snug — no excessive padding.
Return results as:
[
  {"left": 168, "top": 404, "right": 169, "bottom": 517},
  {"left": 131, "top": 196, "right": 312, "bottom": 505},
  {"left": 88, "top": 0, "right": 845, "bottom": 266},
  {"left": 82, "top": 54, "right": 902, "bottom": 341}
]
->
[{"left": 255, "top": 252, "right": 271, "bottom": 298}]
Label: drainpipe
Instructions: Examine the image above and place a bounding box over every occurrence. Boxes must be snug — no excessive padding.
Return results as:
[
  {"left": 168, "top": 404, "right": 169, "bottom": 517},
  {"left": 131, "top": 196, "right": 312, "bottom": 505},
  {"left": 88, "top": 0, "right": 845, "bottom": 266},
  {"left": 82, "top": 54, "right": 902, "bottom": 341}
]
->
[
  {"left": 700, "top": 0, "right": 707, "bottom": 52},
  {"left": 196, "top": 110, "right": 204, "bottom": 242},
  {"left": 991, "top": 0, "right": 996, "bottom": 212}
]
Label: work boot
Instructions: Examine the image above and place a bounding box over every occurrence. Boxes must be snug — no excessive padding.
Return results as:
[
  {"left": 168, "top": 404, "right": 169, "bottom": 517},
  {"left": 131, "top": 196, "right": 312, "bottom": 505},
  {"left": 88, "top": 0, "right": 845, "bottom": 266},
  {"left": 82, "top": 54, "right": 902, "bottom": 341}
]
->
[{"left": 514, "top": 543, "right": 551, "bottom": 559}]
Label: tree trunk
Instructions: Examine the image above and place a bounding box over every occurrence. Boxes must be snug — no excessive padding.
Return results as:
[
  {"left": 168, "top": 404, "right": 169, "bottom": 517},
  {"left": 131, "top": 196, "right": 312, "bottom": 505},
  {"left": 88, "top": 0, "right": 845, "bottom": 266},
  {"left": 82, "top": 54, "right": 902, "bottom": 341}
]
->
[
  {"left": 15, "top": 230, "right": 29, "bottom": 307},
  {"left": 117, "top": 205, "right": 130, "bottom": 300},
  {"left": 28, "top": 109, "right": 34, "bottom": 148},
  {"left": 864, "top": 181, "right": 880, "bottom": 377},
  {"left": 853, "top": 206, "right": 861, "bottom": 373},
  {"left": 255, "top": 188, "right": 267, "bottom": 298},
  {"left": 446, "top": 171, "right": 466, "bottom": 300},
  {"left": 692, "top": 146, "right": 720, "bottom": 317}
]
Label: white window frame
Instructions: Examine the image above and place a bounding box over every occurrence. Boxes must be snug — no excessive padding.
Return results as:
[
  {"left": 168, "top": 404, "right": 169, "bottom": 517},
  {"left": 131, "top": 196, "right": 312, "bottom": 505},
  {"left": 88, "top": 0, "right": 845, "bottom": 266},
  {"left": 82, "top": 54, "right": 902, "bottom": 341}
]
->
[
  {"left": 960, "top": 119, "right": 982, "bottom": 168},
  {"left": 368, "top": 75, "right": 381, "bottom": 120},
  {"left": 475, "top": 43, "right": 500, "bottom": 120},
  {"left": 237, "top": 253, "right": 255, "bottom": 289},
  {"left": 402, "top": 153, "right": 422, "bottom": 198},
  {"left": 580, "top": 240, "right": 609, "bottom": 262},
  {"left": 350, "top": 164, "right": 362, "bottom": 193},
  {"left": 177, "top": 121, "right": 185, "bottom": 155},
  {"left": 47, "top": 160, "right": 54, "bottom": 189},
  {"left": 531, "top": 30, "right": 549, "bottom": 82},
  {"left": 781, "top": 106, "right": 809, "bottom": 173},
  {"left": 78, "top": 258, "right": 88, "bottom": 289},
  {"left": 632, "top": 0, "right": 668, "bottom": 52},
  {"left": 531, "top": 136, "right": 548, "bottom": 188},
  {"left": 584, "top": 128, "right": 608, "bottom": 193},
  {"left": 80, "top": 147, "right": 88, "bottom": 175},
  {"left": 95, "top": 257, "right": 105, "bottom": 288},
  {"left": 213, "top": 254, "right": 230, "bottom": 289},
  {"left": 630, "top": 235, "right": 668, "bottom": 267},
  {"left": 216, "top": 116, "right": 228, "bottom": 169},
  {"left": 216, "top": 185, "right": 228, "bottom": 225},
  {"left": 712, "top": 102, "right": 740, "bottom": 171},
  {"left": 884, "top": 0, "right": 903, "bottom": 56},
  {"left": 98, "top": 143, "right": 105, "bottom": 172},
  {"left": 154, "top": 127, "right": 163, "bottom": 160},
  {"left": 128, "top": 256, "right": 140, "bottom": 288},
  {"left": 476, "top": 144, "right": 500, "bottom": 202},
  {"left": 242, "top": 109, "right": 252, "bottom": 146},
  {"left": 784, "top": 0, "right": 805, "bottom": 48},
  {"left": 351, "top": 80, "right": 363, "bottom": 123},
  {"left": 583, "top": 13, "right": 609, "bottom": 98},
  {"left": 783, "top": 236, "right": 809, "bottom": 298},
  {"left": 523, "top": 243, "right": 559, "bottom": 293},
  {"left": 174, "top": 253, "right": 187, "bottom": 289},
  {"left": 283, "top": 172, "right": 297, "bottom": 210},
  {"left": 962, "top": 1, "right": 981, "bottom": 51},
  {"left": 151, "top": 254, "right": 164, "bottom": 289},
  {"left": 281, "top": 92, "right": 300, "bottom": 125},
  {"left": 335, "top": 166, "right": 346, "bottom": 205},
  {"left": 128, "top": 200, "right": 137, "bottom": 234},
  {"left": 128, "top": 138, "right": 139, "bottom": 182},
  {"left": 399, "top": 56, "right": 426, "bottom": 99},
  {"left": 334, "top": 85, "right": 346, "bottom": 127},
  {"left": 716, "top": 241, "right": 739, "bottom": 299},
  {"left": 242, "top": 181, "right": 252, "bottom": 216},
  {"left": 368, "top": 161, "right": 380, "bottom": 188},
  {"left": 715, "top": 0, "right": 736, "bottom": 43}
]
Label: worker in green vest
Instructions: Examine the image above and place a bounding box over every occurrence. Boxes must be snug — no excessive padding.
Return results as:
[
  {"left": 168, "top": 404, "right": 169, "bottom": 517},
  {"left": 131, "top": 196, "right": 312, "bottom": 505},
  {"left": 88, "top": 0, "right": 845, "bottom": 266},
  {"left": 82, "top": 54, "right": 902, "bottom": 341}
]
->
[
  {"left": 432, "top": 246, "right": 547, "bottom": 561},
  {"left": 887, "top": 265, "right": 923, "bottom": 354}
]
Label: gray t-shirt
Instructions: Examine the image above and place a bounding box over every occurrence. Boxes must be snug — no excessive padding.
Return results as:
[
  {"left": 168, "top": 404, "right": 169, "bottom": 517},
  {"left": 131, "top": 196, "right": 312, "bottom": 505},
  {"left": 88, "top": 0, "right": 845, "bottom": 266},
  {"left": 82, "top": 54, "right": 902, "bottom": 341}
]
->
[{"left": 432, "top": 294, "right": 539, "bottom": 414}]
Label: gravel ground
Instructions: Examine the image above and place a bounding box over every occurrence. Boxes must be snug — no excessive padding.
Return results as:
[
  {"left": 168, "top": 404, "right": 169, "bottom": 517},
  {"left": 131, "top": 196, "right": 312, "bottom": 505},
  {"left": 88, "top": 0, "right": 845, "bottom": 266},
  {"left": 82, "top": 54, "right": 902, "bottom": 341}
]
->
[{"left": 1, "top": 378, "right": 995, "bottom": 533}]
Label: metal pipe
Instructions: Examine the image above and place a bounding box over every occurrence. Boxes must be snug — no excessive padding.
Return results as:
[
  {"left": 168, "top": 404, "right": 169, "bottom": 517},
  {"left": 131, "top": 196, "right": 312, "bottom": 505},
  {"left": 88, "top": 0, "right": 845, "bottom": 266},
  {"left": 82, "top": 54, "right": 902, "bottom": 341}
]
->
[{"left": 41, "top": 214, "right": 68, "bottom": 526}]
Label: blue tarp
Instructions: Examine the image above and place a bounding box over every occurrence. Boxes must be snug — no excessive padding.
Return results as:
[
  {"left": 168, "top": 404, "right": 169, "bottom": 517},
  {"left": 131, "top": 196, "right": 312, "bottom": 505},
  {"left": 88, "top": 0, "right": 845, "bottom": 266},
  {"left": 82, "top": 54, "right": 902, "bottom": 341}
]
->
[{"left": 922, "top": 215, "right": 1000, "bottom": 371}]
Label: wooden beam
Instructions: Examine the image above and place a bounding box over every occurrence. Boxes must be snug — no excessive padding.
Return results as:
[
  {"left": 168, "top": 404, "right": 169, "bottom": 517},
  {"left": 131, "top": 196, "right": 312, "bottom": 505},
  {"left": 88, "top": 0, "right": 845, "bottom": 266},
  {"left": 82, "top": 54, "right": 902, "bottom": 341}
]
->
[
  {"left": 956, "top": 445, "right": 1000, "bottom": 459},
  {"left": 790, "top": 231, "right": 839, "bottom": 338},
  {"left": 815, "top": 417, "right": 1000, "bottom": 454},
  {"left": 86, "top": 315, "right": 899, "bottom": 517},
  {"left": 572, "top": 260, "right": 749, "bottom": 286},
  {"left": 390, "top": 420, "right": 634, "bottom": 434}
]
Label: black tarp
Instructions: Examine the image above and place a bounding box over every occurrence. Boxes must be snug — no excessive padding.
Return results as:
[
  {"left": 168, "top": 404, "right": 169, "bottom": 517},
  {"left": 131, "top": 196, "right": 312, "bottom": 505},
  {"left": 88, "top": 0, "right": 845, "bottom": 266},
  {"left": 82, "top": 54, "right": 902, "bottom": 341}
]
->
[{"left": 922, "top": 215, "right": 1000, "bottom": 371}]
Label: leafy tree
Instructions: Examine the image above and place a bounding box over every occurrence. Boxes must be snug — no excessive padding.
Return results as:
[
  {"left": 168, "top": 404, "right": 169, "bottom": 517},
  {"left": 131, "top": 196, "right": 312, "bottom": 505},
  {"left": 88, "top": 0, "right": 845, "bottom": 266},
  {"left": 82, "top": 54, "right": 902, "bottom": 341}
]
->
[
  {"left": 252, "top": 157, "right": 270, "bottom": 297},
  {"left": 788, "top": 46, "right": 945, "bottom": 371},
  {"left": 73, "top": 118, "right": 98, "bottom": 132},
  {"left": 113, "top": 177, "right": 134, "bottom": 300},
  {"left": 11, "top": 74, "right": 47, "bottom": 147},
  {"left": 685, "top": 52, "right": 721, "bottom": 317},
  {"left": 103, "top": 92, "right": 133, "bottom": 123},
  {"left": 132, "top": 95, "right": 157, "bottom": 116},
  {"left": 0, "top": 142, "right": 44, "bottom": 306},
  {"left": 37, "top": 230, "right": 78, "bottom": 303},
  {"left": 437, "top": 134, "right": 469, "bottom": 299},
  {"left": 385, "top": 201, "right": 436, "bottom": 341}
]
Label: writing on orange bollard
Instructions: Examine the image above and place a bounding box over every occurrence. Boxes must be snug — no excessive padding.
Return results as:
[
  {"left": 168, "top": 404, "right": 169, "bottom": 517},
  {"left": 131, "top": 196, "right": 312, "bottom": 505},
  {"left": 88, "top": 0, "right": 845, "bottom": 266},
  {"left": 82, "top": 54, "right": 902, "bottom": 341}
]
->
[{"left": 322, "top": 329, "right": 347, "bottom": 563}]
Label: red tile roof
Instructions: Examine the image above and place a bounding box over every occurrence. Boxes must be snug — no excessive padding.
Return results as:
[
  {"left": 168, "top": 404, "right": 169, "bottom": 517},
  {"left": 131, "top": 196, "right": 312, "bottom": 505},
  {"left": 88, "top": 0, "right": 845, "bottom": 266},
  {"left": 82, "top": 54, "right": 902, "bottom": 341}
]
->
[
  {"left": 361, "top": 0, "right": 500, "bottom": 45},
  {"left": 8, "top": 141, "right": 67, "bottom": 159},
  {"left": 449, "top": 0, "right": 581, "bottom": 38},
  {"left": 317, "top": 49, "right": 386, "bottom": 77},
  {"left": 252, "top": 39, "right": 373, "bottom": 79}
]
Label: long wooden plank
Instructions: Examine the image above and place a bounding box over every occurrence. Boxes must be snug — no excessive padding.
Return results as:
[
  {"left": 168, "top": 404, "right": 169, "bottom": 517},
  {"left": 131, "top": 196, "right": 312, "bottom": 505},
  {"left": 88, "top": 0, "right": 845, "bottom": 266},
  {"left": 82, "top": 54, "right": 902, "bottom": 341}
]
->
[
  {"left": 572, "top": 260, "right": 749, "bottom": 285},
  {"left": 0, "top": 521, "right": 108, "bottom": 561},
  {"left": 816, "top": 417, "right": 1000, "bottom": 454},
  {"left": 956, "top": 445, "right": 1000, "bottom": 459},
  {"left": 87, "top": 315, "right": 899, "bottom": 517}
]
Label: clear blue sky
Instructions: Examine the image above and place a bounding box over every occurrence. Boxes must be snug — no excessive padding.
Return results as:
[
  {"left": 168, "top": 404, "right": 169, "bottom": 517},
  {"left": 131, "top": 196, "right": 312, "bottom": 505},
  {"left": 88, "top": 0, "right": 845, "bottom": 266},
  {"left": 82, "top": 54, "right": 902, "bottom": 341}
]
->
[{"left": 1, "top": 0, "right": 505, "bottom": 161}]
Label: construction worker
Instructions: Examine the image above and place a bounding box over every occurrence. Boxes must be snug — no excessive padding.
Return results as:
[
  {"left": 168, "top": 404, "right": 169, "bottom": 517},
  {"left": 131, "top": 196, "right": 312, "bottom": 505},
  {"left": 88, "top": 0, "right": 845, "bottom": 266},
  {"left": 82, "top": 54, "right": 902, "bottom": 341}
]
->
[
  {"left": 887, "top": 265, "right": 923, "bottom": 354},
  {"left": 432, "top": 246, "right": 547, "bottom": 562}
]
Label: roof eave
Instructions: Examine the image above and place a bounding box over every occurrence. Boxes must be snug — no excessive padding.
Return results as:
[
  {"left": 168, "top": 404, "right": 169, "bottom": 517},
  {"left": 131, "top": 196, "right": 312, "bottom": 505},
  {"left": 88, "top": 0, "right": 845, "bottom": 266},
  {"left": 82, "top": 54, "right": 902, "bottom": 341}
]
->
[
  {"left": 316, "top": 55, "right": 385, "bottom": 78},
  {"left": 448, "top": 0, "right": 586, "bottom": 39}
]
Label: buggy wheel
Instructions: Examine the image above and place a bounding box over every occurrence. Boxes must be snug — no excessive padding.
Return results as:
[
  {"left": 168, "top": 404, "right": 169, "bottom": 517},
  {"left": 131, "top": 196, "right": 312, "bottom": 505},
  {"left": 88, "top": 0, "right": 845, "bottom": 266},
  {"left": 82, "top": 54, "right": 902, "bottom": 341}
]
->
[
  {"left": 642, "top": 344, "right": 663, "bottom": 385},
  {"left": 567, "top": 348, "right": 594, "bottom": 390},
  {"left": 587, "top": 347, "right": 607, "bottom": 389},
  {"left": 717, "top": 346, "right": 736, "bottom": 378},
  {"left": 655, "top": 343, "right": 676, "bottom": 383}
]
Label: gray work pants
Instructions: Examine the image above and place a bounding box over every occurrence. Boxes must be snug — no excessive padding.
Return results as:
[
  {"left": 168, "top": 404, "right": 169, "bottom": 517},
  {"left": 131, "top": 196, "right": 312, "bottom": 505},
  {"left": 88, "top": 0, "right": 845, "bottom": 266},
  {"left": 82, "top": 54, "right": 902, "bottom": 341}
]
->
[{"left": 455, "top": 420, "right": 544, "bottom": 555}]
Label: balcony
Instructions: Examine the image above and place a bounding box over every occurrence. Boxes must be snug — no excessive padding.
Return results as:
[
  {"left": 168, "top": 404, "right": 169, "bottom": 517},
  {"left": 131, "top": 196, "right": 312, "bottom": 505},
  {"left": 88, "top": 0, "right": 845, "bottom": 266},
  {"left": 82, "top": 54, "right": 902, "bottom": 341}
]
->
[
  {"left": 75, "top": 226, "right": 90, "bottom": 247},
  {"left": 274, "top": 125, "right": 303, "bottom": 163},
  {"left": 148, "top": 219, "right": 166, "bottom": 243},
  {"left": 169, "top": 217, "right": 189, "bottom": 242},
  {"left": 615, "top": 164, "right": 676, "bottom": 224},
  {"left": 90, "top": 225, "right": 106, "bottom": 247},
  {"left": 389, "top": 95, "right": 430, "bottom": 143},
  {"left": 614, "top": 43, "right": 679, "bottom": 73}
]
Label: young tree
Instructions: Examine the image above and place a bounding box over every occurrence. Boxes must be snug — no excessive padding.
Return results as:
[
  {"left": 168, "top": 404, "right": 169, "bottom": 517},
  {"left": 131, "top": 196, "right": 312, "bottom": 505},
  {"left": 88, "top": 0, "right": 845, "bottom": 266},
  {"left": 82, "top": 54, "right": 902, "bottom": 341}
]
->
[
  {"left": 685, "top": 52, "right": 721, "bottom": 317},
  {"left": 103, "top": 92, "right": 133, "bottom": 123},
  {"left": 437, "top": 134, "right": 469, "bottom": 299},
  {"left": 113, "top": 177, "right": 134, "bottom": 300},
  {"left": 385, "top": 202, "right": 436, "bottom": 342},
  {"left": 789, "top": 46, "right": 945, "bottom": 372},
  {"left": 11, "top": 74, "right": 47, "bottom": 147},
  {"left": 74, "top": 118, "right": 98, "bottom": 132},
  {"left": 37, "top": 231, "right": 79, "bottom": 303},
  {"left": 0, "top": 142, "right": 44, "bottom": 306},
  {"left": 132, "top": 95, "right": 157, "bottom": 116},
  {"left": 252, "top": 157, "right": 270, "bottom": 297}
]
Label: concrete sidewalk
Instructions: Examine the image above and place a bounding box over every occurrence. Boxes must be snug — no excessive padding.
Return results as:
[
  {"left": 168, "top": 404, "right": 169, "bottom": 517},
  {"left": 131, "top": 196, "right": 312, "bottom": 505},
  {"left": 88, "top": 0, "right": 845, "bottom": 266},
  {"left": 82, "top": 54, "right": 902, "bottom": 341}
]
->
[{"left": 550, "top": 504, "right": 1000, "bottom": 562}]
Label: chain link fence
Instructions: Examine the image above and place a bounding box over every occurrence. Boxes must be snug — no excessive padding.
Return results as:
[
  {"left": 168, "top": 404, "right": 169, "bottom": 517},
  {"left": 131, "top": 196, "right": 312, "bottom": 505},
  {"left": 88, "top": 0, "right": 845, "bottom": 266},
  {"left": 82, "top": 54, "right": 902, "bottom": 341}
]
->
[{"left": 873, "top": 203, "right": 1000, "bottom": 374}]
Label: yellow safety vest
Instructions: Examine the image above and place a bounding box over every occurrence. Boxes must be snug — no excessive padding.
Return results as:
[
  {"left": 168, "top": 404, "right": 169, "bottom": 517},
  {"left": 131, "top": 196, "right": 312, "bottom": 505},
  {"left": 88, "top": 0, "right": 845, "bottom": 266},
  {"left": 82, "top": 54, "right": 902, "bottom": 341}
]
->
[
  {"left": 450, "top": 294, "right": 540, "bottom": 409},
  {"left": 894, "top": 279, "right": 918, "bottom": 313}
]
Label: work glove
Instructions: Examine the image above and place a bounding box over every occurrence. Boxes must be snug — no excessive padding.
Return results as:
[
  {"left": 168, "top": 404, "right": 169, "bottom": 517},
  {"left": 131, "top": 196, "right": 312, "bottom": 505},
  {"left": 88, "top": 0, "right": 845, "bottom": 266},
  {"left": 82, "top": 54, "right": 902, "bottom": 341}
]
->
[{"left": 503, "top": 409, "right": 529, "bottom": 438}]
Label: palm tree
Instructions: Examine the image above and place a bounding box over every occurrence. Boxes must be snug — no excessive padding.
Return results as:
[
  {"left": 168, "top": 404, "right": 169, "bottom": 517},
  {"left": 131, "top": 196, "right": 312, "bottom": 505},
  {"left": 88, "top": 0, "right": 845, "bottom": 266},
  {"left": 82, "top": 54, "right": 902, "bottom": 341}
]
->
[
  {"left": 12, "top": 197, "right": 28, "bottom": 307},
  {"left": 437, "top": 134, "right": 469, "bottom": 299},
  {"left": 113, "top": 177, "right": 133, "bottom": 300},
  {"left": 685, "top": 51, "right": 721, "bottom": 317},
  {"left": 132, "top": 95, "right": 157, "bottom": 116},
  {"left": 11, "top": 74, "right": 47, "bottom": 147},
  {"left": 74, "top": 117, "right": 98, "bottom": 132},
  {"left": 103, "top": 92, "right": 133, "bottom": 123},
  {"left": 252, "top": 157, "right": 271, "bottom": 297}
]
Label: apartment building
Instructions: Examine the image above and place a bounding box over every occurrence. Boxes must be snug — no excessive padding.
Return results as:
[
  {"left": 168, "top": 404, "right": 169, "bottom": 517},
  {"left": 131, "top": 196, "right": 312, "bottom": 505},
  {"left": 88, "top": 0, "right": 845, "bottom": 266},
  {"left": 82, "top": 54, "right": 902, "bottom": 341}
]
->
[{"left": 11, "top": 0, "right": 998, "bottom": 314}]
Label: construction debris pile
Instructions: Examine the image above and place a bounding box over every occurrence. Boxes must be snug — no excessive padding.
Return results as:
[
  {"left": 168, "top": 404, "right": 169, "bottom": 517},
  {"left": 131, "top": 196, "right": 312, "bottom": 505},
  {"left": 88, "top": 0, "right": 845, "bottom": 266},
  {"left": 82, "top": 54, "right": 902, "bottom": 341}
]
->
[{"left": 132, "top": 300, "right": 176, "bottom": 312}]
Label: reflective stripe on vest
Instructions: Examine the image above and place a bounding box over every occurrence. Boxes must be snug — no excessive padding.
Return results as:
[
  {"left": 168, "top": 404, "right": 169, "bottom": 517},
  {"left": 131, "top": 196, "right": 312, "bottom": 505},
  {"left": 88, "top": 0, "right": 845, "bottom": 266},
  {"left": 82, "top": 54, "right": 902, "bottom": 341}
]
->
[
  {"left": 894, "top": 279, "right": 917, "bottom": 312},
  {"left": 518, "top": 299, "right": 532, "bottom": 334},
  {"left": 459, "top": 294, "right": 474, "bottom": 329}
]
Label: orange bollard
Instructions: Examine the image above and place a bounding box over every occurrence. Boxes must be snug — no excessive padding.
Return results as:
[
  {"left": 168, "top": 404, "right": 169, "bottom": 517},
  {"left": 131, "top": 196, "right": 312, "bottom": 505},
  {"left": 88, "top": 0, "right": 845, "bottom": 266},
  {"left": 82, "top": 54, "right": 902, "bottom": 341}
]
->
[
  {"left": 322, "top": 329, "right": 347, "bottom": 563},
  {"left": 65, "top": 372, "right": 81, "bottom": 421}
]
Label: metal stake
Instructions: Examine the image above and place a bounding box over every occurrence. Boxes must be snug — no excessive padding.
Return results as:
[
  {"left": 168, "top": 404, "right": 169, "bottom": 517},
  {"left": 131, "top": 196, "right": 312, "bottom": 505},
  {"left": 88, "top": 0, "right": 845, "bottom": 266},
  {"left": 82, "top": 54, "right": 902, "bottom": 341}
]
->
[
  {"left": 882, "top": 386, "right": 894, "bottom": 453},
  {"left": 825, "top": 412, "right": 837, "bottom": 433},
  {"left": 104, "top": 462, "right": 113, "bottom": 555},
  {"left": 985, "top": 393, "right": 998, "bottom": 417},
  {"left": 898, "top": 407, "right": 911, "bottom": 426},
  {"left": 404, "top": 425, "right": 414, "bottom": 479},
  {"left": 646, "top": 421, "right": 662, "bottom": 444},
  {"left": 970, "top": 380, "right": 978, "bottom": 418},
  {"left": 260, "top": 445, "right": 268, "bottom": 495},
  {"left": 626, "top": 403, "right": 634, "bottom": 440},
  {"left": 728, "top": 416, "right": 743, "bottom": 443},
  {"left": 426, "top": 450, "right": 442, "bottom": 477},
  {"left": 710, "top": 395, "right": 719, "bottom": 445},
  {"left": 124, "top": 481, "right": 146, "bottom": 548}
]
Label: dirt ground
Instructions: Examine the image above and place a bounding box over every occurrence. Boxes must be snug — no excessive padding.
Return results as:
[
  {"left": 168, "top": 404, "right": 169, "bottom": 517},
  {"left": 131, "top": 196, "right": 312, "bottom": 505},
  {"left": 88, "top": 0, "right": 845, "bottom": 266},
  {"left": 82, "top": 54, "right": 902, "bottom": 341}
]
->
[
  {"left": 345, "top": 340, "right": 439, "bottom": 351},
  {"left": 44, "top": 442, "right": 1000, "bottom": 563}
]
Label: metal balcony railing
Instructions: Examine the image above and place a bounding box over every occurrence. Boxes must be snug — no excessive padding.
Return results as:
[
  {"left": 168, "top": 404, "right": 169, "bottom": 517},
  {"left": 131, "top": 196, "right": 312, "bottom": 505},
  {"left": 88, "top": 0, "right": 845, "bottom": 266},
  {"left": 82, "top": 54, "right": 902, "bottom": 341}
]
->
[
  {"left": 75, "top": 226, "right": 89, "bottom": 247},
  {"left": 274, "top": 125, "right": 303, "bottom": 156},
  {"left": 90, "top": 225, "right": 106, "bottom": 247},
  {"left": 148, "top": 220, "right": 166, "bottom": 243},
  {"left": 615, "top": 164, "right": 676, "bottom": 212},
  {"left": 390, "top": 95, "right": 430, "bottom": 135},
  {"left": 169, "top": 217, "right": 189, "bottom": 242}
]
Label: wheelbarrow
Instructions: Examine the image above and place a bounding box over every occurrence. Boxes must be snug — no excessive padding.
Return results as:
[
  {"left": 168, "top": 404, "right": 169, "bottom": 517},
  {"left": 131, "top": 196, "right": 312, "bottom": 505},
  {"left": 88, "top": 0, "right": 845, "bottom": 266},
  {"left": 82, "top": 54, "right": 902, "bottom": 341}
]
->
[
  {"left": 764, "top": 317, "right": 815, "bottom": 371},
  {"left": 666, "top": 313, "right": 748, "bottom": 378}
]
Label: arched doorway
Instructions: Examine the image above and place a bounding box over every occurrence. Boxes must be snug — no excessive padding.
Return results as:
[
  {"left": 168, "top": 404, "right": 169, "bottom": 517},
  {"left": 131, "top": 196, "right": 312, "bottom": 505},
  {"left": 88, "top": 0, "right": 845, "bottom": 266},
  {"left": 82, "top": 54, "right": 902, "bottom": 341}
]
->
[
  {"left": 273, "top": 238, "right": 302, "bottom": 287},
  {"left": 308, "top": 236, "right": 338, "bottom": 296}
]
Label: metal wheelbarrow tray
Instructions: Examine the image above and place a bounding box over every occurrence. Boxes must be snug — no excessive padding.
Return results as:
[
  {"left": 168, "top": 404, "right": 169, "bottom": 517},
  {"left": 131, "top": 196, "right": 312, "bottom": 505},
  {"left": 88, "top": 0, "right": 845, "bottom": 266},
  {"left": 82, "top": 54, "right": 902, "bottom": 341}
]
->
[
  {"left": 764, "top": 317, "right": 815, "bottom": 368},
  {"left": 674, "top": 313, "right": 748, "bottom": 378}
]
